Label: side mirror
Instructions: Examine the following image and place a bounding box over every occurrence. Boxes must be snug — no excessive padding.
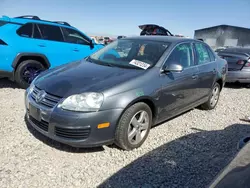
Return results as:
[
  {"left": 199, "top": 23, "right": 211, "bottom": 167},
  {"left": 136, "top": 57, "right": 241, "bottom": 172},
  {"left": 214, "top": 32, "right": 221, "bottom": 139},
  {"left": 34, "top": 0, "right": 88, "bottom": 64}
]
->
[
  {"left": 90, "top": 40, "right": 94, "bottom": 49},
  {"left": 162, "top": 63, "right": 183, "bottom": 73}
]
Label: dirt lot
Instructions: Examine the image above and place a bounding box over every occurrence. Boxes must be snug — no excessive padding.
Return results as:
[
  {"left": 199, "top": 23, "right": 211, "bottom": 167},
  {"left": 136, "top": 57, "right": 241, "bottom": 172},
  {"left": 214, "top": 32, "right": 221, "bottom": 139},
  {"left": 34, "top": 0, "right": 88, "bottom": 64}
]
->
[{"left": 0, "top": 79, "right": 250, "bottom": 188}]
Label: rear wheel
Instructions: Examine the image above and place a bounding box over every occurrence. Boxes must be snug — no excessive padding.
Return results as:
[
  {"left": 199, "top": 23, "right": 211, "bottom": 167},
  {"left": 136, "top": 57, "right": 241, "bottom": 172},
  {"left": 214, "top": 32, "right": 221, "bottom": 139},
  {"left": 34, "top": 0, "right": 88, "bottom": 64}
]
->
[
  {"left": 200, "top": 82, "right": 221, "bottom": 110},
  {"left": 15, "top": 60, "right": 46, "bottom": 89},
  {"left": 115, "top": 102, "right": 152, "bottom": 151}
]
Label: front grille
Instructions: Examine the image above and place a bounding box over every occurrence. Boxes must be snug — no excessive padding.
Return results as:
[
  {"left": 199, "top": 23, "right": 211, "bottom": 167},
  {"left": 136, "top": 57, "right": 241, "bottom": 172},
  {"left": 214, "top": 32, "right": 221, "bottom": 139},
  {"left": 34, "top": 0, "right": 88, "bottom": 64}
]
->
[
  {"left": 31, "top": 86, "right": 62, "bottom": 108},
  {"left": 29, "top": 116, "right": 49, "bottom": 132},
  {"left": 55, "top": 127, "right": 90, "bottom": 140}
]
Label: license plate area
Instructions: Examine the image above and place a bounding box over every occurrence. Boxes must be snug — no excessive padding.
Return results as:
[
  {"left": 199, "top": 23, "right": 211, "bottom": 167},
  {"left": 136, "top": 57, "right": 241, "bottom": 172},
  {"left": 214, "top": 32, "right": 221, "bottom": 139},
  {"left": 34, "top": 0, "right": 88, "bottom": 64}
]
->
[{"left": 29, "top": 103, "right": 41, "bottom": 121}]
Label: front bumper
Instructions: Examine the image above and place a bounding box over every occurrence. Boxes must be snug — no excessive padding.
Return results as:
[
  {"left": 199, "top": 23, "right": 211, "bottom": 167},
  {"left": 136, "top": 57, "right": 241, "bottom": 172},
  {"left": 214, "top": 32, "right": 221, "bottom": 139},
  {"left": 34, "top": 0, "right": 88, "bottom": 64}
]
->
[
  {"left": 226, "top": 70, "right": 250, "bottom": 83},
  {"left": 25, "top": 90, "right": 124, "bottom": 147}
]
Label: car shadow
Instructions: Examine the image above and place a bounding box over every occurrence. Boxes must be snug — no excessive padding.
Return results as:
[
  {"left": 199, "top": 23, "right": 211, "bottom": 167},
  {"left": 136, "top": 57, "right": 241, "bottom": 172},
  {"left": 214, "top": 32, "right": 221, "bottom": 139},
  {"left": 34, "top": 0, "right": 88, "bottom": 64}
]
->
[
  {"left": 24, "top": 116, "right": 105, "bottom": 153},
  {"left": 0, "top": 78, "right": 19, "bottom": 89},
  {"left": 225, "top": 82, "right": 250, "bottom": 89},
  {"left": 98, "top": 123, "right": 250, "bottom": 188}
]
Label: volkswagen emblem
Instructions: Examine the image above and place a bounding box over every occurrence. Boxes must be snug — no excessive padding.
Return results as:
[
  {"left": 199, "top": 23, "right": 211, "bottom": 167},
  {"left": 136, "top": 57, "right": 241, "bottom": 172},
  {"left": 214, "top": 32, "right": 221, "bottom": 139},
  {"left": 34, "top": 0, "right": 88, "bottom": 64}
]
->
[{"left": 36, "top": 90, "right": 46, "bottom": 103}]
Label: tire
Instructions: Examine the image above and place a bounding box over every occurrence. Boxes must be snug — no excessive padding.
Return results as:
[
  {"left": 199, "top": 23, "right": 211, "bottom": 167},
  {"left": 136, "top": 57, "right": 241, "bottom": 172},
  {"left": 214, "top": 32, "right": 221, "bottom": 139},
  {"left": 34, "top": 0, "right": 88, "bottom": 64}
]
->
[
  {"left": 15, "top": 60, "right": 46, "bottom": 89},
  {"left": 200, "top": 82, "right": 221, "bottom": 110},
  {"left": 115, "top": 102, "right": 152, "bottom": 151}
]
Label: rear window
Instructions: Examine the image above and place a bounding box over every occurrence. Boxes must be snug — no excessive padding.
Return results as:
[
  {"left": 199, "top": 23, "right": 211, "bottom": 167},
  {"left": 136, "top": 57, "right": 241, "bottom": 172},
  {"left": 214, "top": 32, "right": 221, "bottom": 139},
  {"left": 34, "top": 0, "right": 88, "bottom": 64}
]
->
[{"left": 16, "top": 23, "right": 33, "bottom": 38}]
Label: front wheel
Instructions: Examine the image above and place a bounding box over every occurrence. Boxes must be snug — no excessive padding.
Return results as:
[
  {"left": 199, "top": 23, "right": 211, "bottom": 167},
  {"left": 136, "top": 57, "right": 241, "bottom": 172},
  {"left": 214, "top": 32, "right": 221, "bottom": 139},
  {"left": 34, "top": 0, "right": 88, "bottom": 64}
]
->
[
  {"left": 15, "top": 60, "right": 46, "bottom": 89},
  {"left": 200, "top": 82, "right": 221, "bottom": 110},
  {"left": 115, "top": 102, "right": 152, "bottom": 151}
]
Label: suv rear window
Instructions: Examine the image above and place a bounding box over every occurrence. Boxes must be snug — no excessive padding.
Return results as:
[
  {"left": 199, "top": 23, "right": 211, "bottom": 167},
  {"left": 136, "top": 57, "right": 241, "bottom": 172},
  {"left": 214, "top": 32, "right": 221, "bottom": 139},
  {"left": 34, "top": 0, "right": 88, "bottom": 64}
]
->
[
  {"left": 37, "top": 24, "right": 64, "bottom": 42},
  {"left": 16, "top": 23, "right": 33, "bottom": 38}
]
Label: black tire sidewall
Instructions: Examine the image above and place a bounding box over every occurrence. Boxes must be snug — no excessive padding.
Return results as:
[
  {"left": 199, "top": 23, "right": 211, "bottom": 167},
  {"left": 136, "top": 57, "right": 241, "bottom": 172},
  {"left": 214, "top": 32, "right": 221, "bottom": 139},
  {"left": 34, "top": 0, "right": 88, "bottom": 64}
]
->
[
  {"left": 15, "top": 60, "right": 45, "bottom": 89},
  {"left": 115, "top": 102, "right": 152, "bottom": 150}
]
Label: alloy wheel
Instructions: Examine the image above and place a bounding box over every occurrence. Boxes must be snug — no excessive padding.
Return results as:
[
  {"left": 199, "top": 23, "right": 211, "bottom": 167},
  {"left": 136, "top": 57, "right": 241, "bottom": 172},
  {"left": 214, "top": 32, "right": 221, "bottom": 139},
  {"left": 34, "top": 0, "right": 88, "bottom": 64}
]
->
[
  {"left": 22, "top": 67, "right": 42, "bottom": 84},
  {"left": 210, "top": 86, "right": 220, "bottom": 107},
  {"left": 127, "top": 110, "right": 150, "bottom": 145}
]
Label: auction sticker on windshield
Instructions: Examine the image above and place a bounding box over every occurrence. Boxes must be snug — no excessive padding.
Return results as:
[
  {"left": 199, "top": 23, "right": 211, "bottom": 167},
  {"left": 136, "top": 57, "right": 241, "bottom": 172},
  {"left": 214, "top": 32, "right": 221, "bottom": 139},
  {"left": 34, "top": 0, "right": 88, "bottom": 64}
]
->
[{"left": 129, "top": 59, "right": 150, "bottom": 70}]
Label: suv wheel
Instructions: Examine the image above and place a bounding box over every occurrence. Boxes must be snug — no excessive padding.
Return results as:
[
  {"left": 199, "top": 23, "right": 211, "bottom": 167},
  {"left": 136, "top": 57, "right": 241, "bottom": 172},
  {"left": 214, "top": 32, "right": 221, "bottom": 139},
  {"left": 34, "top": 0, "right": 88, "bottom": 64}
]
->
[
  {"left": 15, "top": 60, "right": 46, "bottom": 89},
  {"left": 115, "top": 102, "right": 152, "bottom": 150},
  {"left": 200, "top": 82, "right": 221, "bottom": 110}
]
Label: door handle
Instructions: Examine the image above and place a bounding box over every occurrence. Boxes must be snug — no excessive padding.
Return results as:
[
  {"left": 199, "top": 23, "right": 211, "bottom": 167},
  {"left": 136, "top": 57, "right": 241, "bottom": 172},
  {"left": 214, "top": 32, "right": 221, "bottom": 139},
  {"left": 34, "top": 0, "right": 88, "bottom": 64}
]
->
[
  {"left": 192, "top": 74, "right": 198, "bottom": 80},
  {"left": 213, "top": 69, "right": 216, "bottom": 74},
  {"left": 38, "top": 44, "right": 46, "bottom": 47},
  {"left": 73, "top": 48, "right": 79, "bottom": 52}
]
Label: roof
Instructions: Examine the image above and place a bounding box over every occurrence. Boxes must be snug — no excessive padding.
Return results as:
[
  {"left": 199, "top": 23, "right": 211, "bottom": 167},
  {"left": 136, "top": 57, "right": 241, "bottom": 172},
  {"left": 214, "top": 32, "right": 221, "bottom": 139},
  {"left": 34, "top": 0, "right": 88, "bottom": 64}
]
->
[
  {"left": 124, "top": 36, "right": 197, "bottom": 44},
  {"left": 2, "top": 15, "right": 74, "bottom": 29},
  {"left": 195, "top": 24, "right": 250, "bottom": 32}
]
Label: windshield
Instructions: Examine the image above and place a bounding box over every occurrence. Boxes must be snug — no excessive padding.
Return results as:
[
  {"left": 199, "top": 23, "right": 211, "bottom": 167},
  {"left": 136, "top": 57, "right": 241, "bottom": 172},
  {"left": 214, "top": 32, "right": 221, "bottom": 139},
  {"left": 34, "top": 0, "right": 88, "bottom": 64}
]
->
[{"left": 88, "top": 39, "right": 170, "bottom": 69}]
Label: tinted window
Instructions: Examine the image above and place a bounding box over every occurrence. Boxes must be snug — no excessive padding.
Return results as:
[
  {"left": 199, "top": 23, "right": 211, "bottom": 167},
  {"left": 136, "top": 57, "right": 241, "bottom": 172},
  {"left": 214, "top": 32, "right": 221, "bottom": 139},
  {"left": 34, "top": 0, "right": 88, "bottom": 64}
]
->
[
  {"left": 194, "top": 43, "right": 211, "bottom": 64},
  {"left": 165, "top": 43, "right": 194, "bottom": 68},
  {"left": 206, "top": 46, "right": 216, "bottom": 61},
  {"left": 61, "top": 27, "right": 89, "bottom": 45},
  {"left": 37, "top": 24, "right": 64, "bottom": 42},
  {"left": 33, "top": 24, "right": 42, "bottom": 39},
  {"left": 17, "top": 23, "right": 33, "bottom": 38}
]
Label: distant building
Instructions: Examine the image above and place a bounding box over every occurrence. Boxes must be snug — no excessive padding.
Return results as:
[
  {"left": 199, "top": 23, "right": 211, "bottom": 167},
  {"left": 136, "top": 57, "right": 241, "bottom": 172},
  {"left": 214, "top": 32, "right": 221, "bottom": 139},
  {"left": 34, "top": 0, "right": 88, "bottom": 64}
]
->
[{"left": 194, "top": 25, "right": 250, "bottom": 50}]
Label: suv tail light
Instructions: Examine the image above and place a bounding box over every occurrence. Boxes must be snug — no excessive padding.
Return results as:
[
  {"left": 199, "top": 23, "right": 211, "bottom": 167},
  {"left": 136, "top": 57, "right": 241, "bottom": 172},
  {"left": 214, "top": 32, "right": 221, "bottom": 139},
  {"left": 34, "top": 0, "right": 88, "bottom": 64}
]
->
[{"left": 0, "top": 39, "right": 7, "bottom": 45}]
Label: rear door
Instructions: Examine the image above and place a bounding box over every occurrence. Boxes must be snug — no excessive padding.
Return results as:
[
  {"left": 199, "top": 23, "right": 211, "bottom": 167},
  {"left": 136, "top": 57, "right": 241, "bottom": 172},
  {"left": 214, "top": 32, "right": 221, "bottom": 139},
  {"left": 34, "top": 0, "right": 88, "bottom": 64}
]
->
[
  {"left": 193, "top": 42, "right": 217, "bottom": 99},
  {"left": 34, "top": 23, "right": 73, "bottom": 68},
  {"left": 158, "top": 42, "right": 200, "bottom": 121}
]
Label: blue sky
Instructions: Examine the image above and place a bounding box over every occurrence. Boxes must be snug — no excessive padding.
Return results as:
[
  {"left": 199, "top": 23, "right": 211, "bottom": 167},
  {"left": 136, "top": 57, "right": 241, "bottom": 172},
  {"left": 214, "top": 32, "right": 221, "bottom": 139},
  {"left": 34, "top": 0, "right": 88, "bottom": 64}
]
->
[{"left": 1, "top": 0, "right": 250, "bottom": 37}]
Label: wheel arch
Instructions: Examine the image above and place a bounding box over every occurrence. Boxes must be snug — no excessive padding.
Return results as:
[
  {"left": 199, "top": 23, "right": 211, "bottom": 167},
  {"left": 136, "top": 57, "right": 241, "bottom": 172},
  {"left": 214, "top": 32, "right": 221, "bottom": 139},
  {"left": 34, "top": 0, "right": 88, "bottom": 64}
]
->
[
  {"left": 119, "top": 96, "right": 158, "bottom": 124},
  {"left": 216, "top": 78, "right": 223, "bottom": 91},
  {"left": 12, "top": 53, "right": 51, "bottom": 70}
]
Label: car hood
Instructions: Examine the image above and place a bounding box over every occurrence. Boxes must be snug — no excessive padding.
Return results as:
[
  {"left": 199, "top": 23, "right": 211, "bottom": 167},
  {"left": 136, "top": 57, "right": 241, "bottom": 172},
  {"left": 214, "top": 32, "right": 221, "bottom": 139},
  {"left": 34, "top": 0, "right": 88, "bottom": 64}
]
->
[{"left": 35, "top": 60, "right": 145, "bottom": 98}]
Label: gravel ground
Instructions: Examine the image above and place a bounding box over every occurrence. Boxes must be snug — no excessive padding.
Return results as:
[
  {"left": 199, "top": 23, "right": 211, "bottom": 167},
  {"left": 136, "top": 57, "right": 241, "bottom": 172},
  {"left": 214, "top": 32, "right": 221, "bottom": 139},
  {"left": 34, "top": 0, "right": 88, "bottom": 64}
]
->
[{"left": 0, "top": 79, "right": 250, "bottom": 188}]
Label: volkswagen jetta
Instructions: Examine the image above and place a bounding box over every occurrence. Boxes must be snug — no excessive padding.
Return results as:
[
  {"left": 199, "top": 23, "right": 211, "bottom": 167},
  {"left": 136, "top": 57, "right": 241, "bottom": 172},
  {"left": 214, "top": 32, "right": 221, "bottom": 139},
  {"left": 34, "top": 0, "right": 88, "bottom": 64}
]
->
[{"left": 25, "top": 36, "right": 227, "bottom": 150}]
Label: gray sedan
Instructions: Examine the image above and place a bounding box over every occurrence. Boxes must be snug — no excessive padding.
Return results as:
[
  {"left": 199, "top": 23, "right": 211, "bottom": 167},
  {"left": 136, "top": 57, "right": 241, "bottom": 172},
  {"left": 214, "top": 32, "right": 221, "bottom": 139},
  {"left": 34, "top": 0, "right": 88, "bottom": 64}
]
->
[
  {"left": 25, "top": 36, "right": 227, "bottom": 150},
  {"left": 218, "top": 47, "right": 250, "bottom": 83}
]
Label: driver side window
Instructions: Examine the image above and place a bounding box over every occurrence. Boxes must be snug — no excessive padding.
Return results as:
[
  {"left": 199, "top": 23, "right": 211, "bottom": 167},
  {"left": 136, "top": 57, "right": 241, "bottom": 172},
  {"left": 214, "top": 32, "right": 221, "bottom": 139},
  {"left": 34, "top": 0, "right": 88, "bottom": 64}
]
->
[
  {"left": 61, "top": 27, "right": 90, "bottom": 45},
  {"left": 165, "top": 43, "right": 194, "bottom": 69}
]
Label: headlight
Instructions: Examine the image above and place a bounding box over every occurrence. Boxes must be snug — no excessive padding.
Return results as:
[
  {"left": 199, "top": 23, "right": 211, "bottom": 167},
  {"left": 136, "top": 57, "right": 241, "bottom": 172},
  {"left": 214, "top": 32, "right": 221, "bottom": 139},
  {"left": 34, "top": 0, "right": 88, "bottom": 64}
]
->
[
  {"left": 27, "top": 77, "right": 38, "bottom": 94},
  {"left": 58, "top": 92, "right": 104, "bottom": 112}
]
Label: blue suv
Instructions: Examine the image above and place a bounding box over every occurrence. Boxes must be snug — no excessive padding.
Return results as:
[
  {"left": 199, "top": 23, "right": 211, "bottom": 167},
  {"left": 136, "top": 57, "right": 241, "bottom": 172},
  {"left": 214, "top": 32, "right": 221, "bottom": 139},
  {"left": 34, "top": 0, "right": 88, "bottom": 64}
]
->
[{"left": 0, "top": 15, "right": 104, "bottom": 88}]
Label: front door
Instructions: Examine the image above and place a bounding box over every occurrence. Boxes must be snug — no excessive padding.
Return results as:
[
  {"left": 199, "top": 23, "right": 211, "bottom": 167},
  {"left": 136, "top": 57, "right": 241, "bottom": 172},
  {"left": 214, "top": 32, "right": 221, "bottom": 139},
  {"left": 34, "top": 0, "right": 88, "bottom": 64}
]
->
[
  {"left": 60, "top": 27, "right": 103, "bottom": 61},
  {"left": 158, "top": 42, "right": 200, "bottom": 121}
]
